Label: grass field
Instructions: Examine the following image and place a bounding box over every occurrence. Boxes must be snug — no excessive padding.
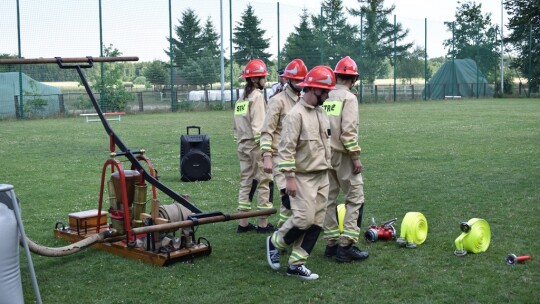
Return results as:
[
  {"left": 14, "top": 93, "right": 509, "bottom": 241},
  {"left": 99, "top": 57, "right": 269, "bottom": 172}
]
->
[{"left": 1, "top": 98, "right": 539, "bottom": 303}]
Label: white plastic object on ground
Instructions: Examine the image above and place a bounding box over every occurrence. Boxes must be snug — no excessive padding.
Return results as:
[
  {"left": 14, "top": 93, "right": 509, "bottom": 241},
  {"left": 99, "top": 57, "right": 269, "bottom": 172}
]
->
[{"left": 0, "top": 186, "right": 24, "bottom": 304}]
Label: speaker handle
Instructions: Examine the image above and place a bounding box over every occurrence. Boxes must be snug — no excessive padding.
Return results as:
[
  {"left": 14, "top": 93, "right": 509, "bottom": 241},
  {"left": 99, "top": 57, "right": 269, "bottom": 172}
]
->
[{"left": 186, "top": 126, "right": 201, "bottom": 135}]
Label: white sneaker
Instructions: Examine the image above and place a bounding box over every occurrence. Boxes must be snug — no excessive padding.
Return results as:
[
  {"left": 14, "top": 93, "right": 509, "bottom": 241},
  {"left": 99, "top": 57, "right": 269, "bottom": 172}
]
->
[
  {"left": 266, "top": 236, "right": 280, "bottom": 270},
  {"left": 286, "top": 264, "right": 319, "bottom": 280}
]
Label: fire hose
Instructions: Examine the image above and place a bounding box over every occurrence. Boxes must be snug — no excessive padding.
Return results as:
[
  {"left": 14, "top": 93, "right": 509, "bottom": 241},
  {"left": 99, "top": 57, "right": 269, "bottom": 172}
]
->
[
  {"left": 396, "top": 212, "right": 428, "bottom": 248},
  {"left": 23, "top": 232, "right": 109, "bottom": 257},
  {"left": 454, "top": 218, "right": 490, "bottom": 256}
]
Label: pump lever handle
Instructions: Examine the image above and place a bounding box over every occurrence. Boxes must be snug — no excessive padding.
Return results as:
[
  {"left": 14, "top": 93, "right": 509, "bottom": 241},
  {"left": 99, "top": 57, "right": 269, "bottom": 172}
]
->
[{"left": 381, "top": 218, "right": 397, "bottom": 227}]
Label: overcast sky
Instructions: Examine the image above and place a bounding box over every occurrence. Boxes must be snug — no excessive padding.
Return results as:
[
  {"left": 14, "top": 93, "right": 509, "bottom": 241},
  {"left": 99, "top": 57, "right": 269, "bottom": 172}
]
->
[{"left": 0, "top": 0, "right": 508, "bottom": 62}]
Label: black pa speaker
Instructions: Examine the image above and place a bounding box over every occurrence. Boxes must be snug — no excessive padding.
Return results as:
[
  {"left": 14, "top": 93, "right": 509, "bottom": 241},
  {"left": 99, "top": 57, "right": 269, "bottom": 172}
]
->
[{"left": 180, "top": 126, "right": 211, "bottom": 182}]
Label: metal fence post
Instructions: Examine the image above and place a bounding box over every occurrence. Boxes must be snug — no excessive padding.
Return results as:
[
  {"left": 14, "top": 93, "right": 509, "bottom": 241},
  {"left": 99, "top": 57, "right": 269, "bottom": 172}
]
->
[
  {"left": 14, "top": 96, "right": 19, "bottom": 119},
  {"left": 59, "top": 94, "right": 65, "bottom": 114},
  {"left": 169, "top": 0, "right": 175, "bottom": 111},
  {"left": 137, "top": 92, "right": 143, "bottom": 112},
  {"left": 16, "top": 0, "right": 24, "bottom": 119},
  {"left": 229, "top": 0, "right": 234, "bottom": 108},
  {"left": 393, "top": 15, "right": 396, "bottom": 102},
  {"left": 424, "top": 18, "right": 427, "bottom": 101}
]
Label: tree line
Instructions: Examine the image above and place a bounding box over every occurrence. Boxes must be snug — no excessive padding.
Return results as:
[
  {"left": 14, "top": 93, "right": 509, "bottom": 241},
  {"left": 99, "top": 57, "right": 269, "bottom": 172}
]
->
[{"left": 1, "top": 0, "right": 538, "bottom": 94}]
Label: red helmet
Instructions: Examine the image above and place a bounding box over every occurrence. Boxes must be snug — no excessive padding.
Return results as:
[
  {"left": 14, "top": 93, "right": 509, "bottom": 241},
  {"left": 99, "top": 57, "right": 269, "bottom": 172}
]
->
[
  {"left": 282, "top": 59, "right": 308, "bottom": 80},
  {"left": 334, "top": 56, "right": 359, "bottom": 76},
  {"left": 240, "top": 59, "right": 269, "bottom": 78},
  {"left": 297, "top": 66, "right": 336, "bottom": 90}
]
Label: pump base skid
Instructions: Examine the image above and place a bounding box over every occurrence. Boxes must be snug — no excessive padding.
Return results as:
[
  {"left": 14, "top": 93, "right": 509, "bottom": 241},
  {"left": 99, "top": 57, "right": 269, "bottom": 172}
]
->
[{"left": 54, "top": 228, "right": 212, "bottom": 266}]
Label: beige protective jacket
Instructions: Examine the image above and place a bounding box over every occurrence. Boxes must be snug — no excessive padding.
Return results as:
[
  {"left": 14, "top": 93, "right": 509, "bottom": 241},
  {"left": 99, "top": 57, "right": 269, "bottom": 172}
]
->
[
  {"left": 260, "top": 85, "right": 300, "bottom": 156},
  {"left": 322, "top": 84, "right": 361, "bottom": 159},
  {"left": 278, "top": 99, "right": 331, "bottom": 173},
  {"left": 233, "top": 89, "right": 266, "bottom": 143}
]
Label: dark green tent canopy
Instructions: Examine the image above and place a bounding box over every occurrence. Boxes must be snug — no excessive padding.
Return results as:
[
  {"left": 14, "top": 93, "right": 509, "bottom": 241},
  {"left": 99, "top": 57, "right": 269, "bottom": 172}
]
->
[{"left": 424, "top": 59, "right": 493, "bottom": 100}]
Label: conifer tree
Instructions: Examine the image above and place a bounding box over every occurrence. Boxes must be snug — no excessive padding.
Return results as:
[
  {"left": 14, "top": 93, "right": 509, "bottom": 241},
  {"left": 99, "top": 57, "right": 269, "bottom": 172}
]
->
[
  {"left": 233, "top": 4, "right": 272, "bottom": 66},
  {"left": 311, "top": 0, "right": 358, "bottom": 68},
  {"left": 281, "top": 9, "right": 320, "bottom": 69},
  {"left": 198, "top": 17, "right": 221, "bottom": 87},
  {"left": 168, "top": 8, "right": 203, "bottom": 69},
  {"left": 201, "top": 17, "right": 221, "bottom": 60},
  {"left": 166, "top": 9, "right": 221, "bottom": 87},
  {"left": 349, "top": 0, "right": 413, "bottom": 83}
]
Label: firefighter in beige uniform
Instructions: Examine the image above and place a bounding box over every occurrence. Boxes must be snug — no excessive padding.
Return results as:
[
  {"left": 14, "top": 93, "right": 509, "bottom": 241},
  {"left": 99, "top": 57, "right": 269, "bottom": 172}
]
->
[
  {"left": 265, "top": 66, "right": 336, "bottom": 280},
  {"left": 233, "top": 59, "right": 274, "bottom": 233},
  {"left": 260, "top": 59, "right": 308, "bottom": 228},
  {"left": 322, "top": 56, "right": 369, "bottom": 262}
]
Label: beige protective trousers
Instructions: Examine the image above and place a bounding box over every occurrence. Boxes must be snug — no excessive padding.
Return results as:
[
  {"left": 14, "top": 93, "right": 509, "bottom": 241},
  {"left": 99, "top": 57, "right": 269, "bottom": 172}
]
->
[
  {"left": 236, "top": 139, "right": 273, "bottom": 216},
  {"left": 271, "top": 171, "right": 328, "bottom": 266},
  {"left": 323, "top": 151, "right": 365, "bottom": 246},
  {"left": 259, "top": 154, "right": 290, "bottom": 226}
]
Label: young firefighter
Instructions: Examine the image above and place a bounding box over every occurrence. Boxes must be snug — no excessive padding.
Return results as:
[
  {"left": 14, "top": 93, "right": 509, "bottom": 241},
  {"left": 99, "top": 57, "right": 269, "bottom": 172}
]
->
[
  {"left": 233, "top": 59, "right": 274, "bottom": 233},
  {"left": 265, "top": 66, "right": 335, "bottom": 280},
  {"left": 322, "top": 56, "right": 369, "bottom": 262},
  {"left": 260, "top": 59, "right": 308, "bottom": 228}
]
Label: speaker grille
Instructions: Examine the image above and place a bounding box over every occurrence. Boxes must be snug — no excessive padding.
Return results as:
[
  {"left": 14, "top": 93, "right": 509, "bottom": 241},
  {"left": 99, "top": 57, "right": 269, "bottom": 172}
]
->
[{"left": 181, "top": 151, "right": 211, "bottom": 182}]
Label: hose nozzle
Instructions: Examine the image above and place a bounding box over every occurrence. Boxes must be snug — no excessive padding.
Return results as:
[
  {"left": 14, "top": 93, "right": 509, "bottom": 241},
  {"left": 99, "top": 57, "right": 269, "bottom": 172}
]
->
[{"left": 505, "top": 253, "right": 531, "bottom": 266}]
